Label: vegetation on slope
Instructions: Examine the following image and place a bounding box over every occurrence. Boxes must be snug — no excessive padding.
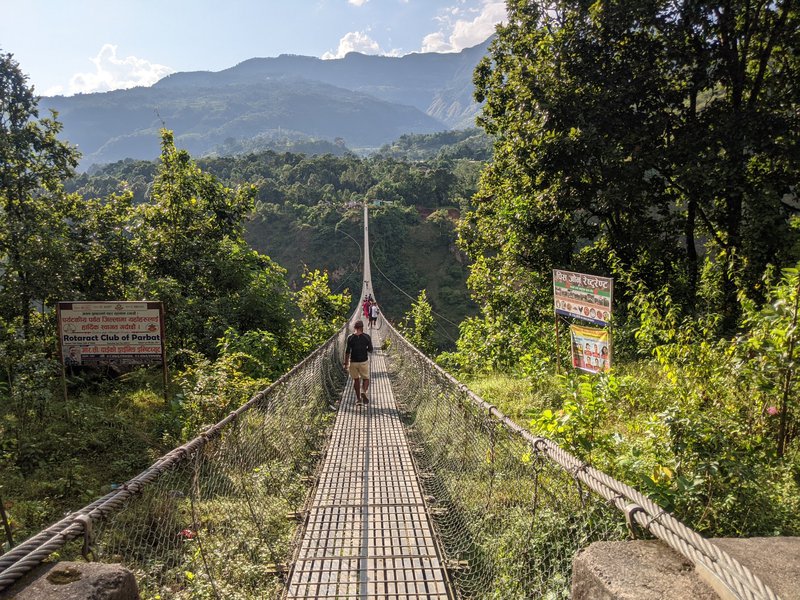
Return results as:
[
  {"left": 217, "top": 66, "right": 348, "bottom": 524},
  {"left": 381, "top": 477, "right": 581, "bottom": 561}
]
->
[
  {"left": 441, "top": 0, "right": 800, "bottom": 539},
  {"left": 0, "top": 51, "right": 352, "bottom": 548},
  {"left": 68, "top": 149, "right": 484, "bottom": 347}
]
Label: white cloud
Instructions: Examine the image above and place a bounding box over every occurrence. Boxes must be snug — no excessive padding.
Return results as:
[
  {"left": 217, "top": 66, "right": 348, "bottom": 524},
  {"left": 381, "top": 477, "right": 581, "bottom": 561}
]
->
[
  {"left": 421, "top": 0, "right": 506, "bottom": 53},
  {"left": 421, "top": 32, "right": 450, "bottom": 53},
  {"left": 44, "top": 84, "right": 66, "bottom": 96},
  {"left": 348, "top": 0, "right": 369, "bottom": 5},
  {"left": 322, "top": 31, "right": 383, "bottom": 59},
  {"left": 67, "top": 44, "right": 173, "bottom": 95}
]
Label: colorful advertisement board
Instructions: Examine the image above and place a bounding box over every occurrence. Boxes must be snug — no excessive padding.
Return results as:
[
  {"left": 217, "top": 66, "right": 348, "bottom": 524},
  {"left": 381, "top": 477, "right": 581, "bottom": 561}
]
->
[
  {"left": 570, "top": 324, "right": 611, "bottom": 374},
  {"left": 58, "top": 302, "right": 165, "bottom": 366},
  {"left": 553, "top": 269, "right": 613, "bottom": 326}
]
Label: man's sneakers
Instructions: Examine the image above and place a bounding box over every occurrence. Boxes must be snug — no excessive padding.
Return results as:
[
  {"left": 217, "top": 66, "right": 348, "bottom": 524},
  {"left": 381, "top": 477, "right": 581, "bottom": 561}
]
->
[{"left": 361, "top": 392, "right": 369, "bottom": 404}]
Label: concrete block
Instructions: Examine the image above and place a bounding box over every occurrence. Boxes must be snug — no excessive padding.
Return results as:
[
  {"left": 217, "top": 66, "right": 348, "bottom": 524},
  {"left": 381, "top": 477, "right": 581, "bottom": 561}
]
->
[
  {"left": 572, "top": 539, "right": 717, "bottom": 599},
  {"left": 710, "top": 537, "right": 800, "bottom": 600},
  {"left": 1, "top": 561, "right": 138, "bottom": 600},
  {"left": 572, "top": 537, "right": 800, "bottom": 600}
]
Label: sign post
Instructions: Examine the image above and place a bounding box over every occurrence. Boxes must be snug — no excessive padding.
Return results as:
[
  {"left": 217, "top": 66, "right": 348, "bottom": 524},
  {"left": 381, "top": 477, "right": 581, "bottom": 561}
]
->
[
  {"left": 57, "top": 301, "right": 167, "bottom": 397},
  {"left": 555, "top": 311, "right": 561, "bottom": 374},
  {"left": 553, "top": 270, "right": 614, "bottom": 373}
]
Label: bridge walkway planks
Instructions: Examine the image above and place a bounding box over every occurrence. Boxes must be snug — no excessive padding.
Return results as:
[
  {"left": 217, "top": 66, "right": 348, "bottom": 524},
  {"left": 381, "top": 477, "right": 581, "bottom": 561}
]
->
[{"left": 285, "top": 331, "right": 451, "bottom": 599}]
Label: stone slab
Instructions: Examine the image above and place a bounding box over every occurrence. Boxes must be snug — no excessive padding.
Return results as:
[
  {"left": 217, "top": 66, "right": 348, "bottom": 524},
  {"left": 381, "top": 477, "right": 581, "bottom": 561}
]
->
[
  {"left": 572, "top": 537, "right": 800, "bottom": 600},
  {"left": 710, "top": 537, "right": 800, "bottom": 600},
  {"left": 1, "top": 561, "right": 138, "bottom": 600},
  {"left": 572, "top": 539, "right": 717, "bottom": 600}
]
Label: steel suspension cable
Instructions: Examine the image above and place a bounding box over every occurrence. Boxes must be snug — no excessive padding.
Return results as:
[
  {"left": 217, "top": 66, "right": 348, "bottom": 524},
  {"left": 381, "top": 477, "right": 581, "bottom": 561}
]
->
[{"left": 381, "top": 317, "right": 781, "bottom": 600}]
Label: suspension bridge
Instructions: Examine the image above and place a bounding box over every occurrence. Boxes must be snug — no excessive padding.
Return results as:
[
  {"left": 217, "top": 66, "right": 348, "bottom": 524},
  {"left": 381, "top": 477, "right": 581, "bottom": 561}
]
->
[{"left": 0, "top": 205, "right": 784, "bottom": 599}]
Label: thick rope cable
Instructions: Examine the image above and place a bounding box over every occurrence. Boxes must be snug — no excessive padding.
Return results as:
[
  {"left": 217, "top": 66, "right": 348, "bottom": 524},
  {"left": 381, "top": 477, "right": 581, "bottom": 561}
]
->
[
  {"left": 382, "top": 318, "right": 781, "bottom": 600},
  {"left": 1, "top": 315, "right": 783, "bottom": 599},
  {"left": 0, "top": 327, "right": 347, "bottom": 593}
]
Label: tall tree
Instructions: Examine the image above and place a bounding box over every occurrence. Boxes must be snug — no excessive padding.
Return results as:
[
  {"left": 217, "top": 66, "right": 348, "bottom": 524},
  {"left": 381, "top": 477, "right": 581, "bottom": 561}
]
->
[
  {"left": 663, "top": 0, "right": 799, "bottom": 326},
  {"left": 136, "top": 129, "right": 291, "bottom": 355},
  {"left": 467, "top": 0, "right": 799, "bottom": 337},
  {"left": 69, "top": 192, "right": 138, "bottom": 301},
  {"left": 0, "top": 52, "right": 80, "bottom": 333}
]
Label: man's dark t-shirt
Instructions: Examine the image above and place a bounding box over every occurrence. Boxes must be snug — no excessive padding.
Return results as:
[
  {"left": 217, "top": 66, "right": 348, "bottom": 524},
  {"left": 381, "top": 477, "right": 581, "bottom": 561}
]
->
[{"left": 346, "top": 333, "right": 373, "bottom": 363}]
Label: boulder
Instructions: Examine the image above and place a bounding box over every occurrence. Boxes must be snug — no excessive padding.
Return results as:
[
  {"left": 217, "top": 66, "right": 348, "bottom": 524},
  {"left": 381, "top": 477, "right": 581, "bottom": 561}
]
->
[{"left": 1, "top": 561, "right": 138, "bottom": 600}]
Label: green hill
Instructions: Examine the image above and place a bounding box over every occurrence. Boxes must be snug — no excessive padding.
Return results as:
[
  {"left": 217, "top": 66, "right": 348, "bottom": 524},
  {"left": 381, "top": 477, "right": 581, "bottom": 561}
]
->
[
  {"left": 40, "top": 39, "right": 493, "bottom": 170},
  {"left": 67, "top": 146, "right": 483, "bottom": 347}
]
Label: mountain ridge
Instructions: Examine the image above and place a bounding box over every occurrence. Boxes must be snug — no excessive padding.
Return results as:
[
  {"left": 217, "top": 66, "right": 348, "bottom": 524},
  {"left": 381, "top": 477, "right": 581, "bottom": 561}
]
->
[{"left": 40, "top": 38, "right": 492, "bottom": 168}]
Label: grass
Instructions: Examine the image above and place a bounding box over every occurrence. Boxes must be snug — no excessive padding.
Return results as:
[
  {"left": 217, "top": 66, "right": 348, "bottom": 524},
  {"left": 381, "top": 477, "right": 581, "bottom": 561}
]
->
[
  {"left": 0, "top": 369, "right": 177, "bottom": 550},
  {"left": 463, "top": 372, "right": 545, "bottom": 422}
]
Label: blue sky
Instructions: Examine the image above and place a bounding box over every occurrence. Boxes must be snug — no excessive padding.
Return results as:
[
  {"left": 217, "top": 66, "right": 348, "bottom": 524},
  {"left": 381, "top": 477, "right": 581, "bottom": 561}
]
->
[{"left": 0, "top": 0, "right": 506, "bottom": 96}]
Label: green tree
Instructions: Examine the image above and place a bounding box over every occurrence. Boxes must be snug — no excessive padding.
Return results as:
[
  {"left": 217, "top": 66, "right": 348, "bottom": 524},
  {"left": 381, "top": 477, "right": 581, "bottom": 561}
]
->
[
  {"left": 0, "top": 51, "right": 80, "bottom": 333},
  {"left": 665, "top": 0, "right": 799, "bottom": 326},
  {"left": 738, "top": 264, "right": 800, "bottom": 457},
  {"left": 296, "top": 269, "right": 350, "bottom": 329},
  {"left": 467, "top": 0, "right": 799, "bottom": 344},
  {"left": 137, "top": 129, "right": 291, "bottom": 355},
  {"left": 69, "top": 192, "right": 138, "bottom": 301},
  {"left": 294, "top": 268, "right": 351, "bottom": 357},
  {"left": 402, "top": 290, "right": 436, "bottom": 355}
]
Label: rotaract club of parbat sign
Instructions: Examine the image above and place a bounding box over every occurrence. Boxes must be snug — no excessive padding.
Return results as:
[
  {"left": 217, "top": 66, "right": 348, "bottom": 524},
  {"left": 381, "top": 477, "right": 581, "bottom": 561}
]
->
[
  {"left": 553, "top": 269, "right": 613, "bottom": 326},
  {"left": 57, "top": 301, "right": 165, "bottom": 367}
]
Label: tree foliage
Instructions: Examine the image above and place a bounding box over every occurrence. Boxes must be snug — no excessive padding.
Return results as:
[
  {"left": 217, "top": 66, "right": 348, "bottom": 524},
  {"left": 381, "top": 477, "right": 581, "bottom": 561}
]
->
[
  {"left": 738, "top": 263, "right": 800, "bottom": 457},
  {"left": 136, "top": 130, "right": 292, "bottom": 356},
  {"left": 401, "top": 290, "right": 437, "bottom": 355},
  {"left": 465, "top": 0, "right": 800, "bottom": 345},
  {"left": 0, "top": 52, "right": 80, "bottom": 333},
  {"left": 71, "top": 149, "right": 481, "bottom": 346},
  {"left": 294, "top": 268, "right": 352, "bottom": 354}
]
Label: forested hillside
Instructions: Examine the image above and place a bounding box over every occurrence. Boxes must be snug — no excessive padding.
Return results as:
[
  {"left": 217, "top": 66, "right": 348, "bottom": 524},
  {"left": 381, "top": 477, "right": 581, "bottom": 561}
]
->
[
  {"left": 67, "top": 146, "right": 485, "bottom": 345},
  {"left": 375, "top": 128, "right": 492, "bottom": 161}
]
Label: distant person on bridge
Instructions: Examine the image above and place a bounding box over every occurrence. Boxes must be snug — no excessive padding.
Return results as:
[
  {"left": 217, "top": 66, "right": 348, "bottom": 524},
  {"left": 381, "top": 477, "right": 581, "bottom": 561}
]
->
[
  {"left": 368, "top": 301, "right": 379, "bottom": 329},
  {"left": 344, "top": 320, "right": 373, "bottom": 405}
]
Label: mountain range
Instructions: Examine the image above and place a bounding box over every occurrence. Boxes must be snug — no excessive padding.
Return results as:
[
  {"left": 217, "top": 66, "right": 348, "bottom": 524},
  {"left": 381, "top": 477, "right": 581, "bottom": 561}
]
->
[{"left": 41, "top": 37, "right": 492, "bottom": 168}]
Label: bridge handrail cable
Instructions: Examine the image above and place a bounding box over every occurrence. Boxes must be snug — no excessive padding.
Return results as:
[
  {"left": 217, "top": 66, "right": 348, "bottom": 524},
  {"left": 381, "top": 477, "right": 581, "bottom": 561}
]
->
[
  {"left": 0, "top": 325, "right": 348, "bottom": 593},
  {"left": 383, "top": 317, "right": 780, "bottom": 600}
]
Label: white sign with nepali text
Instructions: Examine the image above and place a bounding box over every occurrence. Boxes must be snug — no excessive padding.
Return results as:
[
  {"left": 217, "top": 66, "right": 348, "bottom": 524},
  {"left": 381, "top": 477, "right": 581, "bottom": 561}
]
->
[
  {"left": 553, "top": 269, "right": 613, "bottom": 326},
  {"left": 58, "top": 302, "right": 165, "bottom": 366}
]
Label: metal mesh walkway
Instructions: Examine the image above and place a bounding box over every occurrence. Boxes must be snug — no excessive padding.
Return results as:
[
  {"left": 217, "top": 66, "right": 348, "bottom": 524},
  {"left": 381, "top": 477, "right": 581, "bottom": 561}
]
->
[{"left": 286, "top": 331, "right": 451, "bottom": 599}]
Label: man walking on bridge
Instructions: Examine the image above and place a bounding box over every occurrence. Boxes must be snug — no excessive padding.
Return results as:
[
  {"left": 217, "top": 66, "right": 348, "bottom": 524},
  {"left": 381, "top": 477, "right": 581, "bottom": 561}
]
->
[{"left": 344, "top": 320, "right": 373, "bottom": 405}]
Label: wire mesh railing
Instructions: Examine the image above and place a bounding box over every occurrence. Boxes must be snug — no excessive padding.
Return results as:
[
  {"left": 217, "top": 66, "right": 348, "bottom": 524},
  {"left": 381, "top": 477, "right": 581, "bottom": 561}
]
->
[
  {"left": 382, "top": 320, "right": 781, "bottom": 600},
  {"left": 1, "top": 316, "right": 783, "bottom": 600},
  {"left": 0, "top": 327, "right": 348, "bottom": 599}
]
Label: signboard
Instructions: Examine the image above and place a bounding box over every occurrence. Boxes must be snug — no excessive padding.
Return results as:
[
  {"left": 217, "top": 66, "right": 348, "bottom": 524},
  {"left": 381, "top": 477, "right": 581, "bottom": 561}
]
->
[
  {"left": 58, "top": 302, "right": 165, "bottom": 366},
  {"left": 570, "top": 324, "right": 611, "bottom": 374},
  {"left": 553, "top": 269, "right": 613, "bottom": 326}
]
